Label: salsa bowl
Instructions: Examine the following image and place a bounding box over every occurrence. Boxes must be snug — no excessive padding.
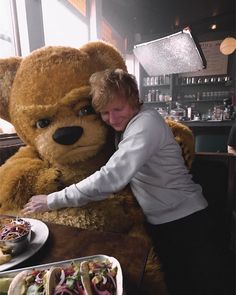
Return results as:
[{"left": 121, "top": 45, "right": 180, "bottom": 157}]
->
[{"left": 0, "top": 217, "right": 31, "bottom": 256}]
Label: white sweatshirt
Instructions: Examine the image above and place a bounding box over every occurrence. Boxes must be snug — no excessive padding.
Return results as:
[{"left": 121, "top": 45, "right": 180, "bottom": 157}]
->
[{"left": 47, "top": 106, "right": 207, "bottom": 224}]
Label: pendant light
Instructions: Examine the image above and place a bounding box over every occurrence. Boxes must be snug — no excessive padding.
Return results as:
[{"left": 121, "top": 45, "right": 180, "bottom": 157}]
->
[{"left": 220, "top": 37, "right": 236, "bottom": 55}]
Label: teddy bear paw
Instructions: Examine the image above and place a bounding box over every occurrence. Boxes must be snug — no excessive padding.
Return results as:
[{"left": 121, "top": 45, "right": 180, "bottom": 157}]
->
[{"left": 34, "top": 168, "right": 64, "bottom": 194}]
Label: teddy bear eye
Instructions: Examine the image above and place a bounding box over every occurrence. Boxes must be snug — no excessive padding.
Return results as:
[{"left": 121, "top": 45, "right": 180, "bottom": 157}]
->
[
  {"left": 77, "top": 105, "right": 96, "bottom": 116},
  {"left": 36, "top": 118, "right": 51, "bottom": 129}
]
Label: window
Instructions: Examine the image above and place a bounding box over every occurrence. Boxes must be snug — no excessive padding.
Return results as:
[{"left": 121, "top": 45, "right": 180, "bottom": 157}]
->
[
  {"left": 0, "top": 1, "right": 17, "bottom": 133},
  {"left": 41, "top": 0, "right": 88, "bottom": 47},
  {"left": 0, "top": 0, "right": 17, "bottom": 58},
  {"left": 0, "top": 0, "right": 89, "bottom": 135}
]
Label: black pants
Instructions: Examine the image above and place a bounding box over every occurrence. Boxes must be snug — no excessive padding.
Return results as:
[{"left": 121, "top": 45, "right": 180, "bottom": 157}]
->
[{"left": 146, "top": 208, "right": 225, "bottom": 295}]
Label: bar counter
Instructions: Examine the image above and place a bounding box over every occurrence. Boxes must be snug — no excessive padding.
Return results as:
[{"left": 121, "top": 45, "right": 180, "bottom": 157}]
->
[
  {"left": 182, "top": 120, "right": 235, "bottom": 152},
  {"left": 183, "top": 120, "right": 235, "bottom": 128}
]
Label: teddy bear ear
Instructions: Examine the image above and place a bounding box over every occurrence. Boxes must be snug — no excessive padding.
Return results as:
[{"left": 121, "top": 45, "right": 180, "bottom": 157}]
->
[
  {"left": 80, "top": 41, "right": 128, "bottom": 72},
  {"left": 0, "top": 56, "right": 22, "bottom": 122}
]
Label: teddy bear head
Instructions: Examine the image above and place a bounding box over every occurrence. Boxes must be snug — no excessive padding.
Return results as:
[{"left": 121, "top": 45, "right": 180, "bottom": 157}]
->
[{"left": 0, "top": 41, "right": 127, "bottom": 165}]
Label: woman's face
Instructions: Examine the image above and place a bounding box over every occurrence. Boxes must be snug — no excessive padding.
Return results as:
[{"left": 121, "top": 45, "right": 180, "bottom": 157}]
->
[{"left": 100, "top": 94, "right": 138, "bottom": 132}]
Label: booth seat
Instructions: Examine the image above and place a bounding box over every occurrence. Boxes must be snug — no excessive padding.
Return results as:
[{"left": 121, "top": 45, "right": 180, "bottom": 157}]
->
[{"left": 0, "top": 134, "right": 24, "bottom": 165}]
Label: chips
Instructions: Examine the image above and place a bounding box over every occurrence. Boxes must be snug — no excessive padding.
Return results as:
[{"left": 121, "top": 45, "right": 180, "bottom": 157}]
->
[
  {"left": 0, "top": 248, "right": 11, "bottom": 265},
  {"left": 0, "top": 277, "right": 13, "bottom": 293}
]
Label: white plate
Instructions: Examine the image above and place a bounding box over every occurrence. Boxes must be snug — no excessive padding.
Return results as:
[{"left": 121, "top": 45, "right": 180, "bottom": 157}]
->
[{"left": 0, "top": 218, "right": 49, "bottom": 272}]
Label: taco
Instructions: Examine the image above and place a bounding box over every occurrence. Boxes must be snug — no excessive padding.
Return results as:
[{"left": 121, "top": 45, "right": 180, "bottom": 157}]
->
[
  {"left": 48, "top": 263, "right": 92, "bottom": 295},
  {"left": 7, "top": 268, "right": 51, "bottom": 295},
  {"left": 7, "top": 259, "right": 117, "bottom": 295},
  {"left": 85, "top": 259, "right": 117, "bottom": 295}
]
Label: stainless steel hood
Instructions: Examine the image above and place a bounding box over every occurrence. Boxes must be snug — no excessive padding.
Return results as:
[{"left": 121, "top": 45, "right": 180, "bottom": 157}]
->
[{"left": 133, "top": 28, "right": 206, "bottom": 75}]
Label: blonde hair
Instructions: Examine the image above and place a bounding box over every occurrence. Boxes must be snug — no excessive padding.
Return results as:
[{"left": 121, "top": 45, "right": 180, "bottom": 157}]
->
[{"left": 89, "top": 69, "right": 142, "bottom": 112}]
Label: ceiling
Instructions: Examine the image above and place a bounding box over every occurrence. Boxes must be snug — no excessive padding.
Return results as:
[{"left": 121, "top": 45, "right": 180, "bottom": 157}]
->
[{"left": 102, "top": 0, "right": 235, "bottom": 44}]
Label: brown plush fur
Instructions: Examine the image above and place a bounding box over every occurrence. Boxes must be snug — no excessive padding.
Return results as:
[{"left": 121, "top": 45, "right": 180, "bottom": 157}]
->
[
  {"left": 0, "top": 41, "right": 194, "bottom": 295},
  {"left": 166, "top": 119, "right": 195, "bottom": 169}
]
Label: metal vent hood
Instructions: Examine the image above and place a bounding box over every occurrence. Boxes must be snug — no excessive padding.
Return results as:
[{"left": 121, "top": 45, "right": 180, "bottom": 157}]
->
[{"left": 133, "top": 28, "right": 206, "bottom": 75}]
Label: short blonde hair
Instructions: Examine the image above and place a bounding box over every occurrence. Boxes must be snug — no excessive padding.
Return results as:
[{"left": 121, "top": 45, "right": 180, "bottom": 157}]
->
[{"left": 89, "top": 69, "right": 142, "bottom": 112}]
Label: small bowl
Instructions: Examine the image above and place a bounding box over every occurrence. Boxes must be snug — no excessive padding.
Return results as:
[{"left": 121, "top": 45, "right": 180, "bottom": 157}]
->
[{"left": 0, "top": 217, "right": 31, "bottom": 256}]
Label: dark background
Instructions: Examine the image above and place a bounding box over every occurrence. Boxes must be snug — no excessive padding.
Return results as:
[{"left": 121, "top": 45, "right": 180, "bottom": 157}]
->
[{"left": 102, "top": 0, "right": 235, "bottom": 47}]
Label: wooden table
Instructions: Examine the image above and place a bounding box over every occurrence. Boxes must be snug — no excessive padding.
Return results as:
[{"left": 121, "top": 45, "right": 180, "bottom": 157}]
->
[{"left": 15, "top": 222, "right": 151, "bottom": 294}]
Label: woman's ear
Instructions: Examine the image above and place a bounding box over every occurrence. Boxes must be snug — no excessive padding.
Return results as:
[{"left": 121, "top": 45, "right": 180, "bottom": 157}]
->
[
  {"left": 0, "top": 57, "right": 22, "bottom": 122},
  {"left": 80, "top": 40, "right": 127, "bottom": 73}
]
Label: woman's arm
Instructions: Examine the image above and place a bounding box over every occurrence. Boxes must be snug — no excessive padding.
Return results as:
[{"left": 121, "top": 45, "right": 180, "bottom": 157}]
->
[
  {"left": 47, "top": 111, "right": 164, "bottom": 210},
  {"left": 23, "top": 111, "right": 167, "bottom": 213}
]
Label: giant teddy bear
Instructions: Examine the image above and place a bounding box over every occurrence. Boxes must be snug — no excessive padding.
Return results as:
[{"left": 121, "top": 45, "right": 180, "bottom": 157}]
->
[{"left": 0, "top": 41, "right": 194, "bottom": 295}]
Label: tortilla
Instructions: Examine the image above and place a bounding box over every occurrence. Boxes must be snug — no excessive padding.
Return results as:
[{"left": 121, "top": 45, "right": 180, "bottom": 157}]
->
[
  {"left": 80, "top": 261, "right": 93, "bottom": 295},
  {"left": 0, "top": 248, "right": 11, "bottom": 265},
  {"left": 7, "top": 269, "right": 51, "bottom": 295},
  {"left": 46, "top": 263, "right": 92, "bottom": 295},
  {"left": 0, "top": 277, "right": 13, "bottom": 293},
  {"left": 7, "top": 270, "right": 29, "bottom": 295},
  {"left": 85, "top": 259, "right": 117, "bottom": 295},
  {"left": 46, "top": 267, "right": 61, "bottom": 295}
]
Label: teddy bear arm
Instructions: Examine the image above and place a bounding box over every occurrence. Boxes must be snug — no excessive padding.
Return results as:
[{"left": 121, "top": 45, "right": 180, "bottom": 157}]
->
[
  {"left": 4, "top": 145, "right": 40, "bottom": 162},
  {"left": 0, "top": 157, "right": 44, "bottom": 211},
  {"left": 0, "top": 148, "right": 63, "bottom": 212}
]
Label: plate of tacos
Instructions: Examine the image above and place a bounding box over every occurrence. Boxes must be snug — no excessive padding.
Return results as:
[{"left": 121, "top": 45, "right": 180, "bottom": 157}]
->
[
  {"left": 0, "top": 218, "right": 49, "bottom": 272},
  {"left": 0, "top": 254, "right": 123, "bottom": 295}
]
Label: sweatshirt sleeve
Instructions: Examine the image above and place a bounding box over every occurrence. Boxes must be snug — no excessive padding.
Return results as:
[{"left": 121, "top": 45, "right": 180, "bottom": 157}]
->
[{"left": 47, "top": 111, "right": 164, "bottom": 210}]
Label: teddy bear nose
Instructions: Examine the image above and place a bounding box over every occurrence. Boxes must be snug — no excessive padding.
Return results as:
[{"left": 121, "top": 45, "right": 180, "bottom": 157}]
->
[{"left": 53, "top": 126, "right": 83, "bottom": 145}]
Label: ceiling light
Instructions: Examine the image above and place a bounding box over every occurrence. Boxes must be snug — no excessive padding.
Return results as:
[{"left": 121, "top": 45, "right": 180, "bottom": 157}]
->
[{"left": 210, "top": 24, "right": 217, "bottom": 30}]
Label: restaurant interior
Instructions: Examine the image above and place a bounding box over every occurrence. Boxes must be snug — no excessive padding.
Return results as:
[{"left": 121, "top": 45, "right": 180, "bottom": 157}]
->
[{"left": 0, "top": 0, "right": 235, "bottom": 294}]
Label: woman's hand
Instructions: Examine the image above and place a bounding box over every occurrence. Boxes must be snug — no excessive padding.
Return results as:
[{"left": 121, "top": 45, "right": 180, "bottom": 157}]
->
[{"left": 22, "top": 195, "right": 50, "bottom": 214}]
